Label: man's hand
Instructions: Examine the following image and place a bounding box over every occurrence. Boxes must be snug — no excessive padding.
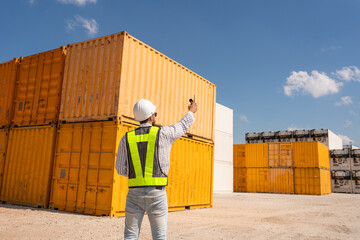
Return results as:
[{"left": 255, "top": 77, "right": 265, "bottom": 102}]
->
[{"left": 188, "top": 102, "right": 197, "bottom": 113}]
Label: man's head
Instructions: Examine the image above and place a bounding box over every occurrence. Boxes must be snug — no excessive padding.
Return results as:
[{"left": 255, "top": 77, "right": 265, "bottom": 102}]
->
[{"left": 133, "top": 99, "right": 157, "bottom": 125}]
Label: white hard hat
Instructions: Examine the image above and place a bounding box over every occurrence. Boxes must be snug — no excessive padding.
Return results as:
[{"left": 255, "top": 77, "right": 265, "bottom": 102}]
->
[{"left": 133, "top": 99, "right": 157, "bottom": 122}]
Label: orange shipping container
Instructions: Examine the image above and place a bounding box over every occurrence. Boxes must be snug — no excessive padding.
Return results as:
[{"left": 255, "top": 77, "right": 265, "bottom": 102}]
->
[
  {"left": 233, "top": 167, "right": 247, "bottom": 192},
  {"left": 59, "top": 32, "right": 216, "bottom": 141},
  {"left": 0, "top": 59, "right": 19, "bottom": 127},
  {"left": 246, "top": 168, "right": 270, "bottom": 193},
  {"left": 268, "top": 143, "right": 292, "bottom": 168},
  {"left": 0, "top": 125, "right": 57, "bottom": 207},
  {"left": 293, "top": 142, "right": 329, "bottom": 169},
  {"left": 246, "top": 143, "right": 269, "bottom": 168},
  {"left": 0, "top": 128, "right": 9, "bottom": 195},
  {"left": 12, "top": 47, "right": 66, "bottom": 126},
  {"left": 294, "top": 168, "right": 331, "bottom": 195},
  {"left": 50, "top": 121, "right": 213, "bottom": 217},
  {"left": 233, "top": 144, "right": 246, "bottom": 168},
  {"left": 269, "top": 168, "right": 294, "bottom": 194}
]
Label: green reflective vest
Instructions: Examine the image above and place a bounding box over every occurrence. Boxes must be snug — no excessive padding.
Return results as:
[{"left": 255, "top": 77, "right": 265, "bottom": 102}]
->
[{"left": 126, "top": 126, "right": 168, "bottom": 187}]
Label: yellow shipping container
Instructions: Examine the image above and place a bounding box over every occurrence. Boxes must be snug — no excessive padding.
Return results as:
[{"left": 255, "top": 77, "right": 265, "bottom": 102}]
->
[
  {"left": 269, "top": 168, "right": 294, "bottom": 194},
  {"left": 0, "top": 59, "right": 19, "bottom": 127},
  {"left": 233, "top": 144, "right": 246, "bottom": 168},
  {"left": 246, "top": 143, "right": 269, "bottom": 168},
  {"left": 0, "top": 128, "right": 9, "bottom": 195},
  {"left": 294, "top": 168, "right": 331, "bottom": 195},
  {"left": 12, "top": 47, "right": 66, "bottom": 126},
  {"left": 268, "top": 143, "right": 292, "bottom": 168},
  {"left": 0, "top": 125, "right": 57, "bottom": 207},
  {"left": 247, "top": 168, "right": 270, "bottom": 193},
  {"left": 59, "top": 32, "right": 216, "bottom": 141},
  {"left": 292, "top": 142, "right": 329, "bottom": 169},
  {"left": 50, "top": 121, "right": 213, "bottom": 217},
  {"left": 233, "top": 167, "right": 247, "bottom": 192}
]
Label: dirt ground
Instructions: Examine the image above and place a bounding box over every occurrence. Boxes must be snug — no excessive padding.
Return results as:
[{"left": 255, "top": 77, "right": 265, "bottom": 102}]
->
[{"left": 1, "top": 192, "right": 359, "bottom": 240}]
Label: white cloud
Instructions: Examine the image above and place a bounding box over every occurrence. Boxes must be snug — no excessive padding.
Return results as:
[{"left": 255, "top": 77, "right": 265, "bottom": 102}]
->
[
  {"left": 239, "top": 115, "right": 250, "bottom": 123},
  {"left": 335, "top": 66, "right": 360, "bottom": 82},
  {"left": 349, "top": 110, "right": 359, "bottom": 116},
  {"left": 29, "top": 0, "right": 35, "bottom": 4},
  {"left": 287, "top": 124, "right": 300, "bottom": 131},
  {"left": 284, "top": 70, "right": 343, "bottom": 98},
  {"left": 335, "top": 96, "right": 353, "bottom": 106},
  {"left": 344, "top": 120, "right": 352, "bottom": 127},
  {"left": 338, "top": 134, "right": 354, "bottom": 145},
  {"left": 57, "top": 0, "right": 97, "bottom": 6},
  {"left": 66, "top": 15, "right": 99, "bottom": 36}
]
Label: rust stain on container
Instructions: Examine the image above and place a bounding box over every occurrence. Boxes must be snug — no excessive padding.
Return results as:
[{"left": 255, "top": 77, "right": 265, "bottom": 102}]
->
[
  {"left": 268, "top": 143, "right": 292, "bottom": 168},
  {"left": 246, "top": 143, "right": 269, "bottom": 168},
  {"left": 269, "top": 168, "right": 294, "bottom": 194},
  {"left": 59, "top": 32, "right": 216, "bottom": 141},
  {"left": 0, "top": 128, "right": 9, "bottom": 196},
  {"left": 294, "top": 168, "right": 331, "bottom": 195},
  {"left": 0, "top": 125, "right": 57, "bottom": 207},
  {"left": 0, "top": 59, "right": 19, "bottom": 127},
  {"left": 50, "top": 121, "right": 213, "bottom": 217},
  {"left": 293, "top": 142, "right": 329, "bottom": 169},
  {"left": 12, "top": 47, "right": 66, "bottom": 126},
  {"left": 233, "top": 144, "right": 246, "bottom": 168}
]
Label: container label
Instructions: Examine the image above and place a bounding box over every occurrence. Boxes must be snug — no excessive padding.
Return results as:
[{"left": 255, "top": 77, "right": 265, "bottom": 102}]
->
[
  {"left": 18, "top": 102, "right": 23, "bottom": 111},
  {"left": 60, "top": 169, "right": 66, "bottom": 179}
]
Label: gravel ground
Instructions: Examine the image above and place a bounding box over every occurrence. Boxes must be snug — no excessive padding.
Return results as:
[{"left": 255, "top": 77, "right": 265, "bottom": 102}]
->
[{"left": 1, "top": 192, "right": 359, "bottom": 240}]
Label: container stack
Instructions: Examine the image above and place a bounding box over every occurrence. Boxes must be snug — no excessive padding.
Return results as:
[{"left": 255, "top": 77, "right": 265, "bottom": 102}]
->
[
  {"left": 49, "top": 32, "right": 216, "bottom": 216},
  {"left": 330, "top": 148, "right": 360, "bottom": 194},
  {"left": 0, "top": 31, "right": 216, "bottom": 216},
  {"left": 0, "top": 48, "right": 66, "bottom": 208},
  {"left": 233, "top": 142, "right": 331, "bottom": 195},
  {"left": 246, "top": 129, "right": 343, "bottom": 150}
]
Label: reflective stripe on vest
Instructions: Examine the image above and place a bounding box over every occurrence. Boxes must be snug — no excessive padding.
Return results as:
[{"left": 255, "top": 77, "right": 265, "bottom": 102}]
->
[{"left": 127, "top": 126, "right": 168, "bottom": 187}]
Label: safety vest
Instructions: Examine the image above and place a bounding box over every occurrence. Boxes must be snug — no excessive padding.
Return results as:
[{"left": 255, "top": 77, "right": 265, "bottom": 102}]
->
[{"left": 126, "top": 126, "right": 168, "bottom": 187}]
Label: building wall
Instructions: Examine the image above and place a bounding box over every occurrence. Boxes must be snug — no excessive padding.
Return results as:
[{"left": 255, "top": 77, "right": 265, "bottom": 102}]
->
[{"left": 214, "top": 103, "right": 233, "bottom": 193}]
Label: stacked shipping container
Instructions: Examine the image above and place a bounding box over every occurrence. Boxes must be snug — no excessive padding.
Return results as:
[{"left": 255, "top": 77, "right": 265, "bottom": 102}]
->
[
  {"left": 330, "top": 148, "right": 360, "bottom": 194},
  {"left": 0, "top": 31, "right": 216, "bottom": 215},
  {"left": 233, "top": 142, "right": 331, "bottom": 195}
]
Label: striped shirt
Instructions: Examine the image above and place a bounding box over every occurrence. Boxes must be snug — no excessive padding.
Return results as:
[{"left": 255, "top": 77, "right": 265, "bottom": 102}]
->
[{"left": 115, "top": 111, "right": 195, "bottom": 176}]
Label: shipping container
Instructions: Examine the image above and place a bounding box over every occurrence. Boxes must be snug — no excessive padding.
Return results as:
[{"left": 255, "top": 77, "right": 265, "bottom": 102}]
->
[
  {"left": 330, "top": 157, "right": 351, "bottom": 171},
  {"left": 246, "top": 143, "right": 268, "bottom": 168},
  {"left": 294, "top": 168, "right": 331, "bottom": 195},
  {"left": 268, "top": 143, "right": 292, "bottom": 168},
  {"left": 233, "top": 144, "right": 246, "bottom": 168},
  {"left": 12, "top": 47, "right": 66, "bottom": 126},
  {"left": 331, "top": 179, "right": 353, "bottom": 193},
  {"left": 59, "top": 32, "right": 216, "bottom": 141},
  {"left": 50, "top": 121, "right": 213, "bottom": 217},
  {"left": 353, "top": 179, "right": 360, "bottom": 194},
  {"left": 0, "top": 128, "right": 9, "bottom": 195},
  {"left": 330, "top": 149, "right": 350, "bottom": 158},
  {"left": 292, "top": 142, "right": 330, "bottom": 169},
  {"left": 0, "top": 59, "right": 19, "bottom": 127},
  {"left": 233, "top": 167, "right": 246, "bottom": 192},
  {"left": 0, "top": 125, "right": 57, "bottom": 207},
  {"left": 352, "top": 149, "right": 360, "bottom": 157},
  {"left": 246, "top": 168, "right": 269, "bottom": 193},
  {"left": 331, "top": 170, "right": 351, "bottom": 179},
  {"left": 269, "top": 168, "right": 294, "bottom": 194}
]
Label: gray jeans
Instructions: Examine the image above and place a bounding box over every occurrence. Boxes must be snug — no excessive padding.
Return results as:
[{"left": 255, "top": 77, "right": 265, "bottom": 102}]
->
[{"left": 124, "top": 187, "right": 168, "bottom": 240}]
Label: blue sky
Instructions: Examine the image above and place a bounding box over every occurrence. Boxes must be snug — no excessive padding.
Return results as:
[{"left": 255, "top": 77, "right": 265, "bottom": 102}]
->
[{"left": 1, "top": 0, "right": 359, "bottom": 145}]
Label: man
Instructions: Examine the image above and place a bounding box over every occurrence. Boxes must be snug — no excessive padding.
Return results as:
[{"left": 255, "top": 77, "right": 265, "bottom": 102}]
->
[{"left": 115, "top": 98, "right": 197, "bottom": 240}]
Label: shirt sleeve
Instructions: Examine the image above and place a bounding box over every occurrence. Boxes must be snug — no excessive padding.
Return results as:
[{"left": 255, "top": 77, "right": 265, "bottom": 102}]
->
[
  {"left": 115, "top": 135, "right": 128, "bottom": 177},
  {"left": 160, "top": 111, "right": 195, "bottom": 144}
]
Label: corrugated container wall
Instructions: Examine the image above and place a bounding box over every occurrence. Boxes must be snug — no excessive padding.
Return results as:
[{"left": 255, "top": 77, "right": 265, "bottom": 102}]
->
[
  {"left": 233, "top": 167, "right": 247, "bottom": 192},
  {"left": 50, "top": 121, "right": 213, "bottom": 217},
  {"left": 268, "top": 143, "right": 292, "bottom": 168},
  {"left": 246, "top": 168, "right": 269, "bottom": 193},
  {"left": 0, "top": 125, "right": 57, "bottom": 207},
  {"left": 269, "top": 168, "right": 294, "bottom": 194},
  {"left": 294, "top": 168, "right": 331, "bottom": 195},
  {"left": 246, "top": 143, "right": 268, "bottom": 168},
  {"left": 0, "top": 128, "right": 9, "bottom": 195},
  {"left": 59, "top": 32, "right": 216, "bottom": 141},
  {"left": 293, "top": 142, "right": 330, "bottom": 169},
  {"left": 233, "top": 144, "right": 246, "bottom": 168},
  {"left": 0, "top": 59, "right": 19, "bottom": 127},
  {"left": 12, "top": 47, "right": 66, "bottom": 126}
]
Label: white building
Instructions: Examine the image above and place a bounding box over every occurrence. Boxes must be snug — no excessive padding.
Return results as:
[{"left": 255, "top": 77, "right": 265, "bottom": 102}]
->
[{"left": 213, "top": 103, "right": 233, "bottom": 193}]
